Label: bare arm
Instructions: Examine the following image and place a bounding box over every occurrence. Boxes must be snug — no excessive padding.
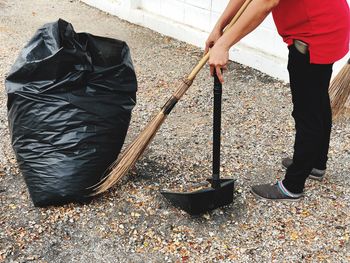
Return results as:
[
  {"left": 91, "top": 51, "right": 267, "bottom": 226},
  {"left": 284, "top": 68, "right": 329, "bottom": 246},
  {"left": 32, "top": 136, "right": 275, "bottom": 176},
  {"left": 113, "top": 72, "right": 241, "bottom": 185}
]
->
[
  {"left": 216, "top": 0, "right": 279, "bottom": 50},
  {"left": 205, "top": 0, "right": 247, "bottom": 53},
  {"left": 213, "top": 0, "right": 247, "bottom": 31},
  {"left": 209, "top": 0, "right": 280, "bottom": 82}
]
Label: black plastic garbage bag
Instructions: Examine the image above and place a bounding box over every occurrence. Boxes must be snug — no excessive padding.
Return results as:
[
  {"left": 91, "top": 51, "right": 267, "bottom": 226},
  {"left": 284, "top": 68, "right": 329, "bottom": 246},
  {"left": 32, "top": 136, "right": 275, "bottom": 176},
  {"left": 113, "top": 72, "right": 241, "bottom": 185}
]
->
[{"left": 5, "top": 19, "right": 137, "bottom": 207}]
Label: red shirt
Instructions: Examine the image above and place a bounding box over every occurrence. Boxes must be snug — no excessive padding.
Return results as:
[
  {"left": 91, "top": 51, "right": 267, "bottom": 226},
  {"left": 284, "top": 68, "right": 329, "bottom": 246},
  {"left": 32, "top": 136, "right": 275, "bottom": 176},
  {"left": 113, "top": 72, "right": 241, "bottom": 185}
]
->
[{"left": 272, "top": 0, "right": 350, "bottom": 64}]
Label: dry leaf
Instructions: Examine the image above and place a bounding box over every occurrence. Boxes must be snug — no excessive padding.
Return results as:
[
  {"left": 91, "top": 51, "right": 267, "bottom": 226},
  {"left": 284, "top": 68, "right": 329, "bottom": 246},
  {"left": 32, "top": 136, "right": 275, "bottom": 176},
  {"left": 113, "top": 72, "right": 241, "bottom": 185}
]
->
[{"left": 290, "top": 232, "right": 299, "bottom": 241}]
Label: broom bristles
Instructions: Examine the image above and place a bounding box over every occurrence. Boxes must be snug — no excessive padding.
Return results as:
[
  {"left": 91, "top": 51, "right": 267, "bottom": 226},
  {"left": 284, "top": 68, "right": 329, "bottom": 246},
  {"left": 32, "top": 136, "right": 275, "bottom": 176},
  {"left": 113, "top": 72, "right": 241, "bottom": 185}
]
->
[
  {"left": 329, "top": 60, "right": 350, "bottom": 119},
  {"left": 92, "top": 111, "right": 167, "bottom": 195},
  {"left": 90, "top": 0, "right": 255, "bottom": 196}
]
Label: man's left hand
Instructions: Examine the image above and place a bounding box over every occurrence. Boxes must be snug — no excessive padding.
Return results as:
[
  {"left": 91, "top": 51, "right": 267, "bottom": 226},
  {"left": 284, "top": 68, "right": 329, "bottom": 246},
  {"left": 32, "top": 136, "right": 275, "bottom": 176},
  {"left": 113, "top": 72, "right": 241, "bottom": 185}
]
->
[{"left": 208, "top": 43, "right": 229, "bottom": 83}]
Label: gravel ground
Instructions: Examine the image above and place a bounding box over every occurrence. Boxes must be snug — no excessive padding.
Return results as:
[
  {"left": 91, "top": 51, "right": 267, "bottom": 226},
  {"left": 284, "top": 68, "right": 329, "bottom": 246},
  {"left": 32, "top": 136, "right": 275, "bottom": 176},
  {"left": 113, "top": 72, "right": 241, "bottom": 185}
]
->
[{"left": 1, "top": 0, "right": 350, "bottom": 262}]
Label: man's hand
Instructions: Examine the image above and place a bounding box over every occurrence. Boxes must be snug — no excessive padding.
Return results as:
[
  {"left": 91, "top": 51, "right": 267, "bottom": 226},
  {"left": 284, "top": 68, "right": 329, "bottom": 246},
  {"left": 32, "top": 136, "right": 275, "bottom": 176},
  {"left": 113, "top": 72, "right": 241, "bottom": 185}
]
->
[
  {"left": 208, "top": 43, "right": 229, "bottom": 83},
  {"left": 204, "top": 0, "right": 280, "bottom": 83},
  {"left": 204, "top": 27, "right": 223, "bottom": 54}
]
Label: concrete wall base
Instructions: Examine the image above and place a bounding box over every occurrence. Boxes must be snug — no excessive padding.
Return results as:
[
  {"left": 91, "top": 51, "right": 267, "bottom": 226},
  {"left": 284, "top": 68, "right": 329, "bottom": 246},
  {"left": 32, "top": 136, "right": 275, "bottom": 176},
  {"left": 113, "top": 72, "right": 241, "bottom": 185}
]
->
[{"left": 81, "top": 0, "right": 347, "bottom": 82}]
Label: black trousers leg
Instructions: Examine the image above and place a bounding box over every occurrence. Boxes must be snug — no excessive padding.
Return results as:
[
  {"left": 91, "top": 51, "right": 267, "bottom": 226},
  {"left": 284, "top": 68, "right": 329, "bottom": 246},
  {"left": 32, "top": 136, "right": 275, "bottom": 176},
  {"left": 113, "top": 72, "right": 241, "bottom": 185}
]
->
[
  {"left": 283, "top": 45, "right": 333, "bottom": 194},
  {"left": 314, "top": 85, "right": 333, "bottom": 170}
]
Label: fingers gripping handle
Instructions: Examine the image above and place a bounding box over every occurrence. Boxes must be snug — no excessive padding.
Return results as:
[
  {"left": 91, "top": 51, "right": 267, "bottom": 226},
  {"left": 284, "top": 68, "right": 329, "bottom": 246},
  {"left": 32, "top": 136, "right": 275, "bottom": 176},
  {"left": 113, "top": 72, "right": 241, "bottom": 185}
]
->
[{"left": 188, "top": 0, "right": 253, "bottom": 81}]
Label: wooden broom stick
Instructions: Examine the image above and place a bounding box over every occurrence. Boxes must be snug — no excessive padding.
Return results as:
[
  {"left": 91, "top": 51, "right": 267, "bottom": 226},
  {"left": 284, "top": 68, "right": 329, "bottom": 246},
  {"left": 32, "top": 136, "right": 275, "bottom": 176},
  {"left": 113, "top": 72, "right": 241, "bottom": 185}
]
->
[{"left": 91, "top": 0, "right": 253, "bottom": 195}]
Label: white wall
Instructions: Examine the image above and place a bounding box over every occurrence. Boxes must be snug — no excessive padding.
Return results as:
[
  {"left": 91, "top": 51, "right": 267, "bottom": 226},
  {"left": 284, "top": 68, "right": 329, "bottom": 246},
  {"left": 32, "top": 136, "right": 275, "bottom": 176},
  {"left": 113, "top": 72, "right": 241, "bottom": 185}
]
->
[{"left": 81, "top": 0, "right": 349, "bottom": 82}]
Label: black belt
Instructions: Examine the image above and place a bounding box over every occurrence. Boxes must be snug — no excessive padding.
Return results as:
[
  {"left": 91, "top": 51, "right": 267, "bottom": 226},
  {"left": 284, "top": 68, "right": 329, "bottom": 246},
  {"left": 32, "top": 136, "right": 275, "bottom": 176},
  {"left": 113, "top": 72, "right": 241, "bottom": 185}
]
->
[{"left": 293, "top": 39, "right": 309, "bottom": 55}]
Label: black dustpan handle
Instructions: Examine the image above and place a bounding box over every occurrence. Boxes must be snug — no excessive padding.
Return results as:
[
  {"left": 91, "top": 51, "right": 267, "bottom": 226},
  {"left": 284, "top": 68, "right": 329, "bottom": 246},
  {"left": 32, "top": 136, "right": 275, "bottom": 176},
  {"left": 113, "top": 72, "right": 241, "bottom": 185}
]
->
[{"left": 212, "top": 70, "right": 222, "bottom": 188}]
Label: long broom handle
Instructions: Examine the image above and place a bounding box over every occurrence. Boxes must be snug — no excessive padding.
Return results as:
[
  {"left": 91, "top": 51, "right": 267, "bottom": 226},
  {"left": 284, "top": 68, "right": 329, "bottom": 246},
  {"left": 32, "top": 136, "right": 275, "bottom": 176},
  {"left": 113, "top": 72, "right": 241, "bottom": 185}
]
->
[
  {"left": 91, "top": 0, "right": 253, "bottom": 195},
  {"left": 161, "top": 0, "right": 253, "bottom": 114}
]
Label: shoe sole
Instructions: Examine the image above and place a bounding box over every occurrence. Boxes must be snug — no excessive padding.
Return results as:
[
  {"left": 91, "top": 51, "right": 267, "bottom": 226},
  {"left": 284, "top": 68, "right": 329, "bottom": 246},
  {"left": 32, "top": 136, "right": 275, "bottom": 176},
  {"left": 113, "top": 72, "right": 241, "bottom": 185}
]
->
[
  {"left": 250, "top": 189, "right": 301, "bottom": 202},
  {"left": 281, "top": 164, "right": 324, "bottom": 181}
]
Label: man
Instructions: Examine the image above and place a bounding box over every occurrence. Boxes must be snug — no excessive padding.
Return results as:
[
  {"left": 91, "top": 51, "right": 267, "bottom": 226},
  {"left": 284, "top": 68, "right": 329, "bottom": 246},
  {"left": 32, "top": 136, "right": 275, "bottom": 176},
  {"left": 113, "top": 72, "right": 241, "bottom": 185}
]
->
[{"left": 205, "top": 0, "right": 349, "bottom": 200}]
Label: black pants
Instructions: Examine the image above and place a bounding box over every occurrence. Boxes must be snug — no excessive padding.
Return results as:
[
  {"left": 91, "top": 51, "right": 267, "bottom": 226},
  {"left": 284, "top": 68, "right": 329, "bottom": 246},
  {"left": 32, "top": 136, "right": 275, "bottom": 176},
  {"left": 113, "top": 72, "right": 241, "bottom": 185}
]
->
[{"left": 283, "top": 45, "right": 333, "bottom": 194}]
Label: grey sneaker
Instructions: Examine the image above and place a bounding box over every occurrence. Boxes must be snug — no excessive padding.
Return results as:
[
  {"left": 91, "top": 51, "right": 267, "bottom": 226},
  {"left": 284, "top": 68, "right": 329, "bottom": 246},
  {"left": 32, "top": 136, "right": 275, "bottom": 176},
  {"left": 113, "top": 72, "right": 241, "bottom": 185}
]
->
[
  {"left": 282, "top": 158, "right": 325, "bottom": 181},
  {"left": 251, "top": 181, "right": 302, "bottom": 201}
]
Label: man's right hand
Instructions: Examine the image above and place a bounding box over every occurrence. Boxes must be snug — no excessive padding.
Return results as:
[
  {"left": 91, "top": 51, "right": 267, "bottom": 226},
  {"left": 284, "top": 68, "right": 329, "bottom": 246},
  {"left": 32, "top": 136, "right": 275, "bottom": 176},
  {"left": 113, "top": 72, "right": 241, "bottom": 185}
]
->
[{"left": 204, "top": 27, "right": 223, "bottom": 54}]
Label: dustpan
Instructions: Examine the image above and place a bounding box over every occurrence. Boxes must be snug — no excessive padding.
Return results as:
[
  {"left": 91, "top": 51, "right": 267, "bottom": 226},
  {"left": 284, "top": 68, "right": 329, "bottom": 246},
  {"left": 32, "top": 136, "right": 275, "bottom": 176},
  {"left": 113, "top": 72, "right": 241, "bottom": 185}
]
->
[{"left": 161, "top": 72, "right": 235, "bottom": 215}]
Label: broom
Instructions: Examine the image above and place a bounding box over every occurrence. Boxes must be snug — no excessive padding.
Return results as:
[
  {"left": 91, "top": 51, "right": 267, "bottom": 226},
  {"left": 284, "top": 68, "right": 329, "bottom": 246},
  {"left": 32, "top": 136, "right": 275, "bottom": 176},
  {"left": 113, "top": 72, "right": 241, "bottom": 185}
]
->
[
  {"left": 91, "top": 0, "right": 253, "bottom": 195},
  {"left": 329, "top": 58, "right": 350, "bottom": 119}
]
